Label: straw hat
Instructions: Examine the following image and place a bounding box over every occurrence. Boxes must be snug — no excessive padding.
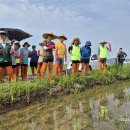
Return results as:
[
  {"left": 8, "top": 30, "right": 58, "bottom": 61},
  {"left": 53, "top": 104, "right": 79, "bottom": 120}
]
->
[
  {"left": 13, "top": 41, "right": 21, "bottom": 48},
  {"left": 42, "top": 32, "right": 58, "bottom": 40},
  {"left": 99, "top": 40, "right": 107, "bottom": 44},
  {"left": 23, "top": 42, "right": 30, "bottom": 47},
  {"left": 59, "top": 34, "right": 67, "bottom": 40},
  {"left": 72, "top": 38, "right": 81, "bottom": 45}
]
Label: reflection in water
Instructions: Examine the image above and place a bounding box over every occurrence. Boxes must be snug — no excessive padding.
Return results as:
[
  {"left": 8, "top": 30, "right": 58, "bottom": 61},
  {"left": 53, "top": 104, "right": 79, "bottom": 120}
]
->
[{"left": 0, "top": 82, "right": 130, "bottom": 130}]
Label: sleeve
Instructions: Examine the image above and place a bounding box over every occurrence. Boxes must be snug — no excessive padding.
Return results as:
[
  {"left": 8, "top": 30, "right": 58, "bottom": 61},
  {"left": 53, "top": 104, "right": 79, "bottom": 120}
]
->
[
  {"left": 68, "top": 46, "right": 73, "bottom": 54},
  {"left": 98, "top": 48, "right": 100, "bottom": 55},
  {"left": 80, "top": 48, "right": 82, "bottom": 56}
]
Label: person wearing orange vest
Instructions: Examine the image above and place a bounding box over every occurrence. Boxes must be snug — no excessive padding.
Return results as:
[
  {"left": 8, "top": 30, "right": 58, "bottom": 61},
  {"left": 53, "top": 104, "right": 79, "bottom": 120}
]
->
[
  {"left": 54, "top": 35, "right": 67, "bottom": 77},
  {"left": 98, "top": 40, "right": 111, "bottom": 73}
]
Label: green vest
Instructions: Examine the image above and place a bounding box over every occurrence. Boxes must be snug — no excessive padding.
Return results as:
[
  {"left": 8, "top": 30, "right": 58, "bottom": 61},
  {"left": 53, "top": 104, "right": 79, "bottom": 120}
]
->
[
  {"left": 16, "top": 59, "right": 20, "bottom": 64},
  {"left": 100, "top": 46, "right": 108, "bottom": 58},
  {"left": 0, "top": 43, "right": 12, "bottom": 63},
  {"left": 71, "top": 45, "right": 81, "bottom": 61}
]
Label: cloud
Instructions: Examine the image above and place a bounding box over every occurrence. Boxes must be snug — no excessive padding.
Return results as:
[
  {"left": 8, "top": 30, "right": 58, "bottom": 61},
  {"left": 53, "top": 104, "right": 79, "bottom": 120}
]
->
[{"left": 0, "top": 0, "right": 130, "bottom": 58}]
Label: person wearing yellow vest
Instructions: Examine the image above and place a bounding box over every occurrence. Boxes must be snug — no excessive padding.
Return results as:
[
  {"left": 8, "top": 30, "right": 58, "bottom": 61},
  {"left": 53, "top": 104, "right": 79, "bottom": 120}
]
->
[
  {"left": 68, "top": 38, "right": 81, "bottom": 76},
  {"left": 98, "top": 40, "right": 111, "bottom": 73},
  {"left": 54, "top": 35, "right": 67, "bottom": 77}
]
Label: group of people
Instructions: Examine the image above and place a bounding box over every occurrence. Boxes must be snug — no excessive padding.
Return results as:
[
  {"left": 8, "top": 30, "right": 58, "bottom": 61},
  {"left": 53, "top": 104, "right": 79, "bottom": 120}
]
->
[{"left": 0, "top": 31, "right": 128, "bottom": 83}]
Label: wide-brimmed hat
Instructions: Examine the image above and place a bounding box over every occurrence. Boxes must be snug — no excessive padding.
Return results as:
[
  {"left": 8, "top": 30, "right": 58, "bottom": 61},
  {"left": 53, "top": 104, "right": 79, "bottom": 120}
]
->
[
  {"left": 42, "top": 32, "right": 58, "bottom": 40},
  {"left": 72, "top": 38, "right": 81, "bottom": 45},
  {"left": 23, "top": 42, "right": 30, "bottom": 47},
  {"left": 13, "top": 41, "right": 21, "bottom": 48},
  {"left": 99, "top": 40, "right": 107, "bottom": 44},
  {"left": 0, "top": 31, "right": 8, "bottom": 36},
  {"left": 59, "top": 34, "right": 67, "bottom": 40}
]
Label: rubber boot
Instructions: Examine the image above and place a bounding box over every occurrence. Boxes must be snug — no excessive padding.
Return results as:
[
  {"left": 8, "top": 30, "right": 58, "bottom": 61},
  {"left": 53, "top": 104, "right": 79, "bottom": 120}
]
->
[
  {"left": 48, "top": 62, "right": 53, "bottom": 81},
  {"left": 41, "top": 63, "right": 47, "bottom": 80},
  {"left": 103, "top": 63, "right": 107, "bottom": 73},
  {"left": 54, "top": 64, "right": 59, "bottom": 77}
]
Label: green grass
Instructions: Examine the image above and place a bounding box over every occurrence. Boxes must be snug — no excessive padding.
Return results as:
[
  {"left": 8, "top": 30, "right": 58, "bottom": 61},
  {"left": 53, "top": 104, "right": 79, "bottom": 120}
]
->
[{"left": 0, "top": 64, "right": 130, "bottom": 108}]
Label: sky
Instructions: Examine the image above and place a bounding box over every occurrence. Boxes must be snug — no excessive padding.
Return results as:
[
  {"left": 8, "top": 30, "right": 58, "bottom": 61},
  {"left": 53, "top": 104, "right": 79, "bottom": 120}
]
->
[{"left": 0, "top": 0, "right": 130, "bottom": 59}]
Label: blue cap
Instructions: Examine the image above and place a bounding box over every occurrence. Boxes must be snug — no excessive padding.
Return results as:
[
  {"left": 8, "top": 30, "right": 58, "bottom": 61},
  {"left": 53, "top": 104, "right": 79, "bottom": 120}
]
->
[
  {"left": 32, "top": 45, "right": 36, "bottom": 48},
  {"left": 85, "top": 41, "right": 92, "bottom": 46}
]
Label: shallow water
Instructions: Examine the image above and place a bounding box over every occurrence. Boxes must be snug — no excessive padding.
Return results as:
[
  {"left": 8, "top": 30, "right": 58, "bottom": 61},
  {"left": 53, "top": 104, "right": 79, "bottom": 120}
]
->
[{"left": 0, "top": 81, "right": 130, "bottom": 130}]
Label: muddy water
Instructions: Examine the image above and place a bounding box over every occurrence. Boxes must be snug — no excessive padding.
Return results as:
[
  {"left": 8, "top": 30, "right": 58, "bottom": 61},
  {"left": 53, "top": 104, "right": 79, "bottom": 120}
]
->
[{"left": 0, "top": 81, "right": 130, "bottom": 130}]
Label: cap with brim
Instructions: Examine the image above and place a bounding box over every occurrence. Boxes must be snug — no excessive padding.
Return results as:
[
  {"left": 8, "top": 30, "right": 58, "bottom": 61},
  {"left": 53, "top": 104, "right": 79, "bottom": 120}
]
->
[
  {"left": 0, "top": 31, "right": 8, "bottom": 36},
  {"left": 23, "top": 42, "right": 30, "bottom": 47},
  {"left": 59, "top": 35, "right": 67, "bottom": 40},
  {"left": 99, "top": 40, "right": 107, "bottom": 44},
  {"left": 32, "top": 45, "right": 36, "bottom": 48},
  {"left": 72, "top": 38, "right": 81, "bottom": 45},
  {"left": 42, "top": 32, "right": 58, "bottom": 40}
]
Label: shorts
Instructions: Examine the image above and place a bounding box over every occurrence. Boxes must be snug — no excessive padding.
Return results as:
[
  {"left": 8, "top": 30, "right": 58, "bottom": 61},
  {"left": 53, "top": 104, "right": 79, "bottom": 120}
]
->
[
  {"left": 43, "top": 58, "right": 54, "bottom": 63},
  {"left": 81, "top": 58, "right": 90, "bottom": 64},
  {"left": 12, "top": 63, "right": 20, "bottom": 68},
  {"left": 0, "top": 62, "right": 12, "bottom": 68},
  {"left": 21, "top": 64, "right": 28, "bottom": 67},
  {"left": 30, "top": 62, "right": 37, "bottom": 68},
  {"left": 72, "top": 60, "right": 80, "bottom": 64},
  {"left": 100, "top": 58, "right": 106, "bottom": 64},
  {"left": 38, "top": 62, "right": 42, "bottom": 66},
  {"left": 55, "top": 58, "right": 64, "bottom": 64}
]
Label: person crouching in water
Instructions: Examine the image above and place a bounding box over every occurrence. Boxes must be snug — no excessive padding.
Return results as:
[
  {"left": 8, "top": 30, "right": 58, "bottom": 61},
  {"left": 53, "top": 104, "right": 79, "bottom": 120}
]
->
[
  {"left": 80, "top": 41, "right": 92, "bottom": 76},
  {"left": 30, "top": 45, "right": 38, "bottom": 78},
  {"left": 98, "top": 40, "right": 111, "bottom": 73},
  {"left": 20, "top": 42, "right": 31, "bottom": 80},
  {"left": 36, "top": 41, "right": 47, "bottom": 77},
  {"left": 54, "top": 35, "right": 67, "bottom": 77},
  {"left": 41, "top": 32, "right": 58, "bottom": 81},
  {"left": 11, "top": 41, "right": 21, "bottom": 81},
  {"left": 0, "top": 31, "right": 13, "bottom": 83},
  {"left": 68, "top": 38, "right": 81, "bottom": 76}
]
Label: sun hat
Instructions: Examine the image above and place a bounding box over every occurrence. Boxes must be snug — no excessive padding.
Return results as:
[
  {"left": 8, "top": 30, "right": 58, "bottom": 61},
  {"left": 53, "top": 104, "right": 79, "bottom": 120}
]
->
[
  {"left": 99, "top": 40, "right": 107, "bottom": 44},
  {"left": 59, "top": 34, "right": 67, "bottom": 40},
  {"left": 23, "top": 42, "right": 30, "bottom": 47},
  {"left": 0, "top": 31, "right": 8, "bottom": 36},
  {"left": 13, "top": 41, "right": 21, "bottom": 48},
  {"left": 85, "top": 41, "right": 92, "bottom": 46},
  {"left": 42, "top": 32, "right": 58, "bottom": 40}
]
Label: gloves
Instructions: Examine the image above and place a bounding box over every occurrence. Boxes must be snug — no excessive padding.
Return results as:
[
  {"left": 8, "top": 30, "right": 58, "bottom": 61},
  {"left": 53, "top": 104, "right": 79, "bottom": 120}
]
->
[
  {"left": 0, "top": 49, "right": 3, "bottom": 54},
  {"left": 10, "top": 50, "right": 14, "bottom": 54}
]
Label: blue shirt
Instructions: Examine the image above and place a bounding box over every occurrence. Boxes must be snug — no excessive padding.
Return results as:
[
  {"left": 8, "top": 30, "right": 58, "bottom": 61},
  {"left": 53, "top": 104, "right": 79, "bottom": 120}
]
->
[
  {"left": 21, "top": 48, "right": 31, "bottom": 64},
  {"left": 80, "top": 46, "right": 91, "bottom": 59}
]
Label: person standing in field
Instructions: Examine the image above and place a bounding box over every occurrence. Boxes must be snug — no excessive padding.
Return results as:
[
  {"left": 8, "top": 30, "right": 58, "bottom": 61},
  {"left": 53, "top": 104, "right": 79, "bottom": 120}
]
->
[
  {"left": 68, "top": 38, "right": 81, "bottom": 76},
  {"left": 54, "top": 35, "right": 67, "bottom": 77},
  {"left": 80, "top": 41, "right": 92, "bottom": 76},
  {"left": 117, "top": 48, "right": 127, "bottom": 66},
  {"left": 30, "top": 45, "right": 38, "bottom": 78},
  {"left": 11, "top": 41, "right": 21, "bottom": 81},
  {"left": 20, "top": 42, "right": 31, "bottom": 80},
  {"left": 41, "top": 32, "right": 58, "bottom": 81},
  {"left": 0, "top": 31, "right": 13, "bottom": 82},
  {"left": 36, "top": 41, "right": 47, "bottom": 76},
  {"left": 98, "top": 40, "right": 111, "bottom": 73}
]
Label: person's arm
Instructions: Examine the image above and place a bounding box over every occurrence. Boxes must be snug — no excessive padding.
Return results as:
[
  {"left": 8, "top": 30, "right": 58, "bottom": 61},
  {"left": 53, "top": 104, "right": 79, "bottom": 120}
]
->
[
  {"left": 65, "top": 46, "right": 67, "bottom": 62},
  {"left": 28, "top": 51, "right": 32, "bottom": 57},
  {"left": 55, "top": 43, "right": 58, "bottom": 60},
  {"left": 68, "top": 46, "right": 73, "bottom": 54},
  {"left": 98, "top": 48, "right": 100, "bottom": 61},
  {"left": 124, "top": 52, "right": 127, "bottom": 57},
  {"left": 107, "top": 43, "right": 112, "bottom": 52}
]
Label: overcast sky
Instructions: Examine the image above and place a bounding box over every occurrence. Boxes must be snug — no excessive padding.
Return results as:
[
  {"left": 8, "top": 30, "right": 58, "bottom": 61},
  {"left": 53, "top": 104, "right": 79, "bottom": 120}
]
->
[{"left": 0, "top": 0, "right": 130, "bottom": 59}]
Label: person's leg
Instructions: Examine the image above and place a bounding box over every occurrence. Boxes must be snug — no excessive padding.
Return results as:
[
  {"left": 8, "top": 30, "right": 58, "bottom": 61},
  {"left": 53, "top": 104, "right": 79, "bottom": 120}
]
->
[
  {"left": 75, "top": 63, "right": 80, "bottom": 74},
  {"left": 5, "top": 66, "right": 13, "bottom": 83},
  {"left": 0, "top": 67, "right": 3, "bottom": 81},
  {"left": 103, "top": 62, "right": 107, "bottom": 73},
  {"left": 59, "top": 64, "right": 63, "bottom": 75},
  {"left": 85, "top": 63, "right": 89, "bottom": 76},
  {"left": 41, "top": 62, "right": 47, "bottom": 80},
  {"left": 81, "top": 63, "right": 85, "bottom": 76},
  {"left": 24, "top": 66, "right": 28, "bottom": 80},
  {"left": 36, "top": 63, "right": 41, "bottom": 76},
  {"left": 21, "top": 65, "right": 24, "bottom": 80},
  {"left": 72, "top": 63, "right": 76, "bottom": 75},
  {"left": 48, "top": 62, "right": 53, "bottom": 81},
  {"left": 31, "top": 67, "right": 35, "bottom": 76},
  {"left": 12, "top": 67, "right": 17, "bottom": 80},
  {"left": 16, "top": 65, "right": 20, "bottom": 80},
  {"left": 54, "top": 64, "right": 60, "bottom": 77},
  {"left": 98, "top": 61, "right": 102, "bottom": 73}
]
